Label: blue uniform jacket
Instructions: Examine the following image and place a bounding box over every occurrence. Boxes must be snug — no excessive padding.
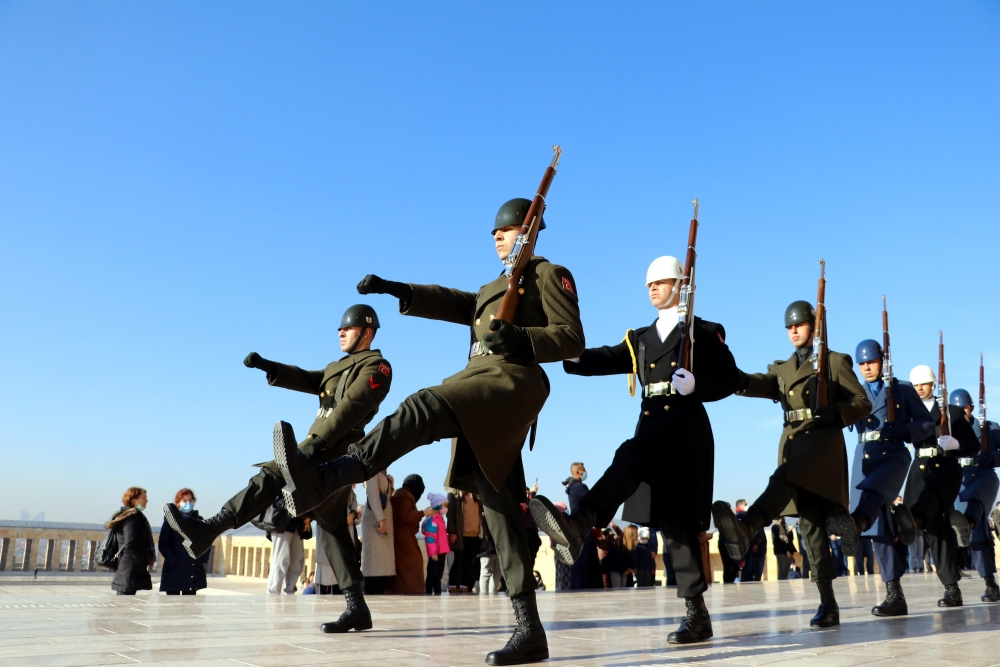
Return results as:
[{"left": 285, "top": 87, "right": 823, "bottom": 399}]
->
[
  {"left": 850, "top": 379, "right": 934, "bottom": 537},
  {"left": 958, "top": 421, "right": 1000, "bottom": 534}
]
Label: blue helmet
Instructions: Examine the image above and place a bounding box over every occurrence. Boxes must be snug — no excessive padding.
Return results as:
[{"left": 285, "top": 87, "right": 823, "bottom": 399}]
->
[
  {"left": 855, "top": 339, "right": 883, "bottom": 363},
  {"left": 950, "top": 389, "right": 973, "bottom": 408}
]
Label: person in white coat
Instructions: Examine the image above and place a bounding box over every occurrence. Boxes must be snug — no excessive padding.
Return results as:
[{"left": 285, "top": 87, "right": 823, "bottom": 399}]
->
[{"left": 361, "top": 470, "right": 395, "bottom": 593}]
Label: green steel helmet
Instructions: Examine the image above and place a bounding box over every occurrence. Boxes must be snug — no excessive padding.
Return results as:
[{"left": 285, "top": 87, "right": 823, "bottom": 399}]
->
[
  {"left": 784, "top": 300, "right": 815, "bottom": 328},
  {"left": 340, "top": 304, "right": 380, "bottom": 330},
  {"left": 492, "top": 198, "right": 546, "bottom": 234}
]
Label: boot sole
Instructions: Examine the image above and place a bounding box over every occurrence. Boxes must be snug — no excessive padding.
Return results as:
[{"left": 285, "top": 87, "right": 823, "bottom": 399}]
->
[
  {"left": 273, "top": 421, "right": 314, "bottom": 517},
  {"left": 827, "top": 514, "right": 858, "bottom": 557},
  {"left": 320, "top": 620, "right": 373, "bottom": 633},
  {"left": 485, "top": 648, "right": 549, "bottom": 665},
  {"left": 667, "top": 626, "right": 713, "bottom": 644},
  {"left": 981, "top": 591, "right": 1000, "bottom": 603},
  {"left": 528, "top": 497, "right": 585, "bottom": 564},
  {"left": 553, "top": 543, "right": 576, "bottom": 566},
  {"left": 950, "top": 510, "right": 971, "bottom": 548},
  {"left": 163, "top": 503, "right": 202, "bottom": 560},
  {"left": 871, "top": 605, "right": 907, "bottom": 617},
  {"left": 711, "top": 501, "right": 750, "bottom": 561},
  {"left": 892, "top": 504, "right": 917, "bottom": 546}
]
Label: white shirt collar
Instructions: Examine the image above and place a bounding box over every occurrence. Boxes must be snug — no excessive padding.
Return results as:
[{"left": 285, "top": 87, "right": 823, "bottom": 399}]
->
[{"left": 655, "top": 306, "right": 678, "bottom": 342}]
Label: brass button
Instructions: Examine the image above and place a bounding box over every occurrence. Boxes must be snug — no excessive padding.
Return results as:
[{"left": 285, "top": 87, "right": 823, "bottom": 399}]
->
[
  {"left": 643, "top": 410, "right": 650, "bottom": 416},
  {"left": 864, "top": 454, "right": 870, "bottom": 459},
  {"left": 663, "top": 405, "right": 671, "bottom": 412},
  {"left": 868, "top": 418, "right": 873, "bottom": 423},
  {"left": 671, "top": 361, "right": 677, "bottom": 367},
  {"left": 518, "top": 287, "right": 525, "bottom": 294},
  {"left": 935, "top": 463, "right": 940, "bottom": 468},
  {"left": 320, "top": 391, "right": 327, "bottom": 397},
  {"left": 789, "top": 435, "right": 794, "bottom": 440},
  {"left": 920, "top": 465, "right": 925, "bottom": 469},
  {"left": 882, "top": 451, "right": 886, "bottom": 455},
  {"left": 650, "top": 363, "right": 656, "bottom": 369},
  {"left": 475, "top": 319, "right": 481, "bottom": 326},
  {"left": 489, "top": 315, "right": 495, "bottom": 320},
  {"left": 789, "top": 390, "right": 794, "bottom": 396},
  {"left": 896, "top": 404, "right": 900, "bottom": 409}
]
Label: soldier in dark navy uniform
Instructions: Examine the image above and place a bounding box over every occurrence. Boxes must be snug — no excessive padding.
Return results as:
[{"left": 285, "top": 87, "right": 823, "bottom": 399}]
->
[
  {"left": 898, "top": 366, "right": 979, "bottom": 607},
  {"left": 951, "top": 388, "right": 1000, "bottom": 602},
  {"left": 528, "top": 255, "right": 740, "bottom": 645},
  {"left": 162, "top": 304, "right": 392, "bottom": 633},
  {"left": 712, "top": 300, "right": 871, "bottom": 630},
  {"left": 848, "top": 339, "right": 934, "bottom": 617}
]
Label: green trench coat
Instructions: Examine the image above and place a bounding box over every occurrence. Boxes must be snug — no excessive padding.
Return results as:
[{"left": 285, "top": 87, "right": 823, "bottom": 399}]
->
[
  {"left": 403, "top": 257, "right": 585, "bottom": 492},
  {"left": 742, "top": 350, "right": 870, "bottom": 514}
]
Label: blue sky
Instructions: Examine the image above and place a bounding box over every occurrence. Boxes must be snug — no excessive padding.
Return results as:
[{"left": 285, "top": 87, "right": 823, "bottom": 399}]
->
[{"left": 2, "top": 3, "right": 998, "bottom": 523}]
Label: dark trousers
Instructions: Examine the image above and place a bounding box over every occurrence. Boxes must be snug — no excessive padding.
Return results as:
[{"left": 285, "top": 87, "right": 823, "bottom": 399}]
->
[
  {"left": 855, "top": 537, "right": 875, "bottom": 574},
  {"left": 426, "top": 556, "right": 445, "bottom": 595},
  {"left": 873, "top": 539, "right": 905, "bottom": 582},
  {"left": 449, "top": 538, "right": 483, "bottom": 590},
  {"left": 347, "top": 389, "right": 535, "bottom": 598},
  {"left": 965, "top": 499, "right": 997, "bottom": 578},
  {"left": 222, "top": 465, "right": 364, "bottom": 590},
  {"left": 581, "top": 436, "right": 708, "bottom": 598},
  {"left": 775, "top": 554, "right": 791, "bottom": 580},
  {"left": 751, "top": 464, "right": 842, "bottom": 583},
  {"left": 720, "top": 546, "right": 739, "bottom": 583},
  {"left": 910, "top": 468, "right": 962, "bottom": 586}
]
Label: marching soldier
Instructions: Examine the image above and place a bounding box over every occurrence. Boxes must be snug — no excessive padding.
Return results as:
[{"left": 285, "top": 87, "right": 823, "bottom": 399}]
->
[
  {"left": 528, "top": 255, "right": 740, "bottom": 645},
  {"left": 272, "top": 198, "right": 584, "bottom": 666},
  {"left": 848, "top": 339, "right": 934, "bottom": 616},
  {"left": 712, "top": 300, "right": 871, "bottom": 629},
  {"left": 951, "top": 388, "right": 1000, "bottom": 602},
  {"left": 899, "top": 365, "right": 979, "bottom": 607},
  {"left": 162, "top": 305, "right": 391, "bottom": 633}
]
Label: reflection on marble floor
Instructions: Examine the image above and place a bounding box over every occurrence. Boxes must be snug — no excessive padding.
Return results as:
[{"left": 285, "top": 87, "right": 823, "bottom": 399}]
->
[{"left": 3, "top": 572, "right": 1000, "bottom": 666}]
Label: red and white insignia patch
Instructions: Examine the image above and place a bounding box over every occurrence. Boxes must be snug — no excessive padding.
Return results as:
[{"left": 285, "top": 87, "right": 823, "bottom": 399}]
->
[
  {"left": 378, "top": 362, "right": 391, "bottom": 377},
  {"left": 561, "top": 277, "right": 575, "bottom": 294},
  {"left": 369, "top": 376, "right": 382, "bottom": 390}
]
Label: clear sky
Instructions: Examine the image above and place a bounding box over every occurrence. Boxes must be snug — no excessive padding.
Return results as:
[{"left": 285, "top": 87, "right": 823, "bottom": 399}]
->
[{"left": 2, "top": 3, "right": 998, "bottom": 523}]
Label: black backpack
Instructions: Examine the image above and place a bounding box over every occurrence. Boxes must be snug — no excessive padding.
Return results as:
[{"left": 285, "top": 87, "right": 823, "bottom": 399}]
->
[{"left": 94, "top": 528, "right": 123, "bottom": 569}]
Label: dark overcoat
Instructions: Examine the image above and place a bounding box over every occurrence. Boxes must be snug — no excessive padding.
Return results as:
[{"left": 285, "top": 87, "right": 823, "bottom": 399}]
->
[
  {"left": 385, "top": 487, "right": 426, "bottom": 595},
  {"left": 742, "top": 350, "right": 871, "bottom": 513},
  {"left": 958, "top": 421, "right": 1000, "bottom": 539},
  {"left": 106, "top": 508, "right": 154, "bottom": 593},
  {"left": 902, "top": 402, "right": 980, "bottom": 506},
  {"left": 564, "top": 318, "right": 739, "bottom": 530},
  {"left": 849, "top": 379, "right": 933, "bottom": 538},
  {"left": 158, "top": 512, "right": 210, "bottom": 592},
  {"left": 402, "top": 257, "right": 584, "bottom": 491}
]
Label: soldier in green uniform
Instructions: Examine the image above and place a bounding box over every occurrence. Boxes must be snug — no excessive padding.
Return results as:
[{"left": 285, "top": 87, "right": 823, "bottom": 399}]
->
[
  {"left": 273, "top": 198, "right": 584, "bottom": 666},
  {"left": 713, "top": 300, "right": 871, "bottom": 628},
  {"left": 162, "top": 304, "right": 391, "bottom": 633}
]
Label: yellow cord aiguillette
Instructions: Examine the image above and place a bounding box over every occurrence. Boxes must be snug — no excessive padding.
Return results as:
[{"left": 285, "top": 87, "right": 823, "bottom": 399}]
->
[{"left": 623, "top": 330, "right": 637, "bottom": 397}]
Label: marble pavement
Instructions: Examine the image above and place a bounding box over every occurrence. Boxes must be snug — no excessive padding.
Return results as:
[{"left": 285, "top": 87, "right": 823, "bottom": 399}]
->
[{"left": 3, "top": 573, "right": 1000, "bottom": 667}]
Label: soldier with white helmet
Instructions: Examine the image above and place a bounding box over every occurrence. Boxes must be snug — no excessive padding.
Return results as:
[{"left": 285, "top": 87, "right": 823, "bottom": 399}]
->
[{"left": 529, "top": 255, "right": 740, "bottom": 645}]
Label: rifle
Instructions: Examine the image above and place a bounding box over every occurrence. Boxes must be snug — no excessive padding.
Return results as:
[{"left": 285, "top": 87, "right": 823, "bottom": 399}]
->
[
  {"left": 810, "top": 260, "right": 829, "bottom": 410},
  {"left": 981, "top": 353, "right": 988, "bottom": 454},
  {"left": 677, "top": 199, "right": 699, "bottom": 371},
  {"left": 938, "top": 331, "right": 951, "bottom": 437},
  {"left": 882, "top": 296, "right": 895, "bottom": 422},
  {"left": 495, "top": 146, "right": 562, "bottom": 323}
]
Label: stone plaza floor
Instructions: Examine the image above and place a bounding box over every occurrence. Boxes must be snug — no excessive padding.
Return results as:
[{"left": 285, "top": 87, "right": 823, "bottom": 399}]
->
[{"left": 3, "top": 572, "right": 1000, "bottom": 667}]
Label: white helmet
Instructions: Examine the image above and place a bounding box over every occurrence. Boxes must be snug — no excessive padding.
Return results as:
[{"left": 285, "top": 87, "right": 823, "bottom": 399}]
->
[
  {"left": 646, "top": 256, "right": 684, "bottom": 286},
  {"left": 909, "top": 365, "right": 936, "bottom": 385},
  {"left": 638, "top": 526, "right": 651, "bottom": 541}
]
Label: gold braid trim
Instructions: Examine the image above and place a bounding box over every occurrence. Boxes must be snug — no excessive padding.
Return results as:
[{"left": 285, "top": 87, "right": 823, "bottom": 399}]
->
[{"left": 623, "top": 329, "right": 637, "bottom": 397}]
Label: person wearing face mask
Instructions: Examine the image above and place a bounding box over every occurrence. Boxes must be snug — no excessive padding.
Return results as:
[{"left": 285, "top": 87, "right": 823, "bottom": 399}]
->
[
  {"left": 163, "top": 304, "right": 393, "bottom": 633},
  {"left": 711, "top": 300, "right": 870, "bottom": 630},
  {"left": 106, "top": 487, "right": 156, "bottom": 596},
  {"left": 158, "top": 488, "right": 210, "bottom": 595},
  {"left": 563, "top": 463, "right": 588, "bottom": 515},
  {"left": 530, "top": 255, "right": 740, "bottom": 644},
  {"left": 273, "top": 197, "right": 584, "bottom": 665},
  {"left": 899, "top": 366, "right": 980, "bottom": 607}
]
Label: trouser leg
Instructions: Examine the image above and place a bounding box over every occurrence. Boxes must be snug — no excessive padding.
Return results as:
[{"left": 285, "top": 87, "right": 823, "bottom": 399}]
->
[
  {"left": 852, "top": 490, "right": 884, "bottom": 531},
  {"left": 925, "top": 510, "right": 961, "bottom": 585},
  {"left": 286, "top": 533, "right": 304, "bottom": 594},
  {"left": 316, "top": 490, "right": 363, "bottom": 591},
  {"left": 908, "top": 534, "right": 924, "bottom": 571},
  {"left": 222, "top": 467, "right": 284, "bottom": 528},
  {"left": 474, "top": 454, "right": 534, "bottom": 598},
  {"left": 796, "top": 488, "right": 838, "bottom": 583},
  {"left": 348, "top": 389, "right": 463, "bottom": 475},
  {"left": 966, "top": 501, "right": 997, "bottom": 578},
  {"left": 462, "top": 537, "right": 481, "bottom": 589},
  {"left": 268, "top": 531, "right": 292, "bottom": 594},
  {"left": 658, "top": 518, "right": 706, "bottom": 598},
  {"left": 750, "top": 465, "right": 797, "bottom": 521},
  {"left": 777, "top": 554, "right": 789, "bottom": 580},
  {"left": 579, "top": 438, "right": 644, "bottom": 527},
  {"left": 448, "top": 550, "right": 463, "bottom": 589},
  {"left": 873, "top": 540, "right": 905, "bottom": 582}
]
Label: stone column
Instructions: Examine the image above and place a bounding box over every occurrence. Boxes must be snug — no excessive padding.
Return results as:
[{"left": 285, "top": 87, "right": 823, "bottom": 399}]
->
[
  {"left": 0, "top": 538, "right": 11, "bottom": 571},
  {"left": 88, "top": 541, "right": 99, "bottom": 571},
  {"left": 75, "top": 540, "right": 88, "bottom": 572},
  {"left": 43, "top": 539, "right": 56, "bottom": 571},
  {"left": 21, "top": 539, "right": 33, "bottom": 571},
  {"left": 66, "top": 540, "right": 77, "bottom": 572}
]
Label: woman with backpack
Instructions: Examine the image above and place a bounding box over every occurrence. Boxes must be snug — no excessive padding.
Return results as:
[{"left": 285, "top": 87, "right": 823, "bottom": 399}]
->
[
  {"left": 106, "top": 487, "right": 156, "bottom": 595},
  {"left": 158, "top": 488, "right": 210, "bottom": 595}
]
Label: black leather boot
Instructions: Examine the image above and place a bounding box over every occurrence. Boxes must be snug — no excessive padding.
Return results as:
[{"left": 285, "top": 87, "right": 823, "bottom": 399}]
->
[
  {"left": 826, "top": 513, "right": 859, "bottom": 557},
  {"left": 163, "top": 504, "right": 236, "bottom": 559},
  {"left": 981, "top": 575, "right": 1000, "bottom": 602},
  {"left": 486, "top": 593, "right": 548, "bottom": 665},
  {"left": 528, "top": 495, "right": 594, "bottom": 565},
  {"left": 871, "top": 580, "right": 907, "bottom": 617},
  {"left": 937, "top": 583, "right": 963, "bottom": 607},
  {"left": 273, "top": 421, "right": 367, "bottom": 516},
  {"left": 711, "top": 501, "right": 767, "bottom": 561},
  {"left": 810, "top": 580, "right": 840, "bottom": 628},
  {"left": 667, "top": 595, "right": 713, "bottom": 644},
  {"left": 320, "top": 582, "right": 372, "bottom": 633},
  {"left": 949, "top": 511, "right": 971, "bottom": 548},
  {"left": 891, "top": 504, "right": 916, "bottom": 546}
]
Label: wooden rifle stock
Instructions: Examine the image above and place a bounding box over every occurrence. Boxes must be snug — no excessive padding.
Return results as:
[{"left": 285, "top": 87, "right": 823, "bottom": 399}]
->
[
  {"left": 495, "top": 146, "right": 561, "bottom": 323},
  {"left": 811, "top": 260, "right": 829, "bottom": 410},
  {"left": 882, "top": 296, "right": 895, "bottom": 422},
  {"left": 981, "top": 353, "right": 988, "bottom": 455},
  {"left": 938, "top": 331, "right": 951, "bottom": 437},
  {"left": 677, "top": 200, "right": 699, "bottom": 371}
]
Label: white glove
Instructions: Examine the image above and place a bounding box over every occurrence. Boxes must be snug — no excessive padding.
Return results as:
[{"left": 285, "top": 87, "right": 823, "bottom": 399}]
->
[
  {"left": 672, "top": 369, "right": 695, "bottom": 396},
  {"left": 938, "top": 435, "right": 960, "bottom": 451}
]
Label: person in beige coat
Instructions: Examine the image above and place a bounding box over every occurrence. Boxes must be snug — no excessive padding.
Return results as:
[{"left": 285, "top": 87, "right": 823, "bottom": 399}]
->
[{"left": 361, "top": 470, "right": 395, "bottom": 593}]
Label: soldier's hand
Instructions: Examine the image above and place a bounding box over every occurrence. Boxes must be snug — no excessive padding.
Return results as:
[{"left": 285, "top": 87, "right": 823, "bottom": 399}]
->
[
  {"left": 811, "top": 406, "right": 842, "bottom": 429},
  {"left": 938, "top": 435, "right": 960, "bottom": 451},
  {"left": 672, "top": 369, "right": 695, "bottom": 396},
  {"left": 357, "top": 274, "right": 413, "bottom": 302},
  {"left": 483, "top": 320, "right": 535, "bottom": 361},
  {"left": 879, "top": 421, "right": 909, "bottom": 441},
  {"left": 243, "top": 352, "right": 277, "bottom": 373}
]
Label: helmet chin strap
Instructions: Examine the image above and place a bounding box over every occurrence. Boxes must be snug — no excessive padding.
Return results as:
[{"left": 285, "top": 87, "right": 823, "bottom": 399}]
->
[{"left": 346, "top": 328, "right": 370, "bottom": 354}]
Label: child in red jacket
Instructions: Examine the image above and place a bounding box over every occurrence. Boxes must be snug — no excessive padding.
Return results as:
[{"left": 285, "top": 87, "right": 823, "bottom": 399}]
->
[{"left": 422, "top": 493, "right": 450, "bottom": 595}]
